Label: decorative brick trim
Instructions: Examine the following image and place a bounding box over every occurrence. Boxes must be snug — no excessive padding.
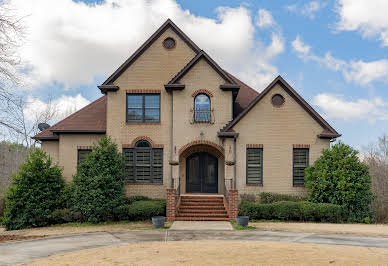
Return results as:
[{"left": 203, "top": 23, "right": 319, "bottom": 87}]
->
[
  {"left": 293, "top": 144, "right": 310, "bottom": 148},
  {"left": 126, "top": 89, "right": 161, "bottom": 94},
  {"left": 122, "top": 136, "right": 164, "bottom": 148},
  {"left": 166, "top": 188, "right": 176, "bottom": 222},
  {"left": 228, "top": 190, "right": 238, "bottom": 219},
  {"left": 77, "top": 146, "right": 92, "bottom": 150},
  {"left": 178, "top": 140, "right": 224, "bottom": 157},
  {"left": 191, "top": 89, "right": 213, "bottom": 98},
  {"left": 246, "top": 144, "right": 263, "bottom": 148}
]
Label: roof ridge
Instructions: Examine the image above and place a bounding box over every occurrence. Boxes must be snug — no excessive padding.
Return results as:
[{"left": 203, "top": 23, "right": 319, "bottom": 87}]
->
[{"left": 50, "top": 96, "right": 106, "bottom": 131}]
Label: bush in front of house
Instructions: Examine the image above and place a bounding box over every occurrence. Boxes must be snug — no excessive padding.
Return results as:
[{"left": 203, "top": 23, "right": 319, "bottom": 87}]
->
[
  {"left": 259, "top": 192, "right": 306, "bottom": 204},
  {"left": 305, "top": 142, "right": 374, "bottom": 222},
  {"left": 71, "top": 136, "right": 126, "bottom": 223},
  {"left": 240, "top": 193, "right": 257, "bottom": 203},
  {"left": 113, "top": 200, "right": 166, "bottom": 221},
  {"left": 2, "top": 149, "right": 65, "bottom": 230},
  {"left": 238, "top": 201, "right": 344, "bottom": 223}
]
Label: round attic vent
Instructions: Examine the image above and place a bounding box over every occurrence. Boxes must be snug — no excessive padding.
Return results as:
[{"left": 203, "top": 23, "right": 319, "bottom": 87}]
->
[
  {"left": 163, "top": 37, "right": 176, "bottom": 50},
  {"left": 271, "top": 94, "right": 285, "bottom": 107}
]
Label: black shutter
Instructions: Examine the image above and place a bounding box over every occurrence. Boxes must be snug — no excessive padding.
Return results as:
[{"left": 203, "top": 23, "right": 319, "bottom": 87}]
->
[
  {"left": 246, "top": 148, "right": 263, "bottom": 184},
  {"left": 293, "top": 148, "right": 309, "bottom": 185},
  {"left": 152, "top": 149, "right": 163, "bottom": 183},
  {"left": 123, "top": 149, "right": 135, "bottom": 182}
]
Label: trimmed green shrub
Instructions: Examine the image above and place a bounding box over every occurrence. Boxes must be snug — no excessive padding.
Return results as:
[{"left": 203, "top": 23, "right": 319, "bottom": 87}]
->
[
  {"left": 2, "top": 149, "right": 64, "bottom": 230},
  {"left": 71, "top": 136, "right": 126, "bottom": 223},
  {"left": 259, "top": 192, "right": 306, "bottom": 204},
  {"left": 238, "top": 201, "right": 344, "bottom": 223},
  {"left": 240, "top": 193, "right": 257, "bottom": 203},
  {"left": 0, "top": 197, "right": 5, "bottom": 218},
  {"left": 124, "top": 196, "right": 150, "bottom": 205},
  {"left": 305, "top": 142, "right": 374, "bottom": 222},
  {"left": 113, "top": 200, "right": 166, "bottom": 221}
]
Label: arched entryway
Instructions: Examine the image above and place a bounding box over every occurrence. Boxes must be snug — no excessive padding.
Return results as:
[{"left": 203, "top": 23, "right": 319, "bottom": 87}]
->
[
  {"left": 178, "top": 141, "right": 225, "bottom": 194},
  {"left": 186, "top": 152, "right": 218, "bottom": 193}
]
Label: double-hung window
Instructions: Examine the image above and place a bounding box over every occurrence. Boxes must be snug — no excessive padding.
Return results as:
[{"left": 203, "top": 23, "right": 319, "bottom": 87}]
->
[
  {"left": 77, "top": 149, "right": 92, "bottom": 164},
  {"left": 127, "top": 94, "right": 160, "bottom": 122},
  {"left": 246, "top": 148, "right": 263, "bottom": 184},
  {"left": 293, "top": 148, "right": 309, "bottom": 186},
  {"left": 123, "top": 140, "right": 163, "bottom": 183}
]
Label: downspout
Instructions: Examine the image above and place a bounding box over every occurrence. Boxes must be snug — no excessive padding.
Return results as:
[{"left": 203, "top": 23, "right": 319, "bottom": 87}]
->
[
  {"left": 170, "top": 90, "right": 174, "bottom": 188},
  {"left": 233, "top": 135, "right": 237, "bottom": 189}
]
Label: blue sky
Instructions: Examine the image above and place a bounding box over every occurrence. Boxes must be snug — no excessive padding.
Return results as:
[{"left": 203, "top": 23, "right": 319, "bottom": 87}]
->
[{"left": 13, "top": 0, "right": 388, "bottom": 150}]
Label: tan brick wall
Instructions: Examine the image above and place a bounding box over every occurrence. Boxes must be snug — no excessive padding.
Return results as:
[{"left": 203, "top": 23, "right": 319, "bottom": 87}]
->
[
  {"left": 41, "top": 141, "right": 59, "bottom": 164},
  {"left": 107, "top": 27, "right": 196, "bottom": 196},
  {"left": 58, "top": 134, "right": 103, "bottom": 182},
  {"left": 233, "top": 84, "right": 330, "bottom": 196}
]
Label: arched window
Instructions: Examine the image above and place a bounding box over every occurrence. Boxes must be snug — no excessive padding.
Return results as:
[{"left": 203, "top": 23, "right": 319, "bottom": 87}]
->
[
  {"left": 194, "top": 93, "right": 211, "bottom": 122},
  {"left": 123, "top": 140, "right": 163, "bottom": 184}
]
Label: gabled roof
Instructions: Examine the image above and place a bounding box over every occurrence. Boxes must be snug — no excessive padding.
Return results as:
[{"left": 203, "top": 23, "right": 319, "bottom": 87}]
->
[
  {"left": 167, "top": 50, "right": 237, "bottom": 85},
  {"left": 33, "top": 96, "right": 107, "bottom": 140},
  {"left": 220, "top": 75, "right": 341, "bottom": 139},
  {"left": 100, "top": 19, "right": 200, "bottom": 88},
  {"left": 226, "top": 72, "right": 259, "bottom": 110}
]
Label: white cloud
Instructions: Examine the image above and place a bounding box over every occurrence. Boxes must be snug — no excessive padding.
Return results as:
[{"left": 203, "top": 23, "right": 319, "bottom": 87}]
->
[
  {"left": 255, "top": 9, "right": 275, "bottom": 28},
  {"left": 336, "top": 0, "right": 388, "bottom": 46},
  {"left": 312, "top": 93, "right": 388, "bottom": 122},
  {"left": 24, "top": 94, "right": 90, "bottom": 122},
  {"left": 9, "top": 0, "right": 283, "bottom": 91},
  {"left": 286, "top": 1, "right": 327, "bottom": 19},
  {"left": 292, "top": 36, "right": 388, "bottom": 85},
  {"left": 291, "top": 35, "right": 311, "bottom": 55}
]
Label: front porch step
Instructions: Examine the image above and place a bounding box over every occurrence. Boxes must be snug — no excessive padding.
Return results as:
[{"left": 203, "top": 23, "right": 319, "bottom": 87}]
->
[
  {"left": 175, "top": 217, "right": 230, "bottom": 221},
  {"left": 178, "top": 209, "right": 227, "bottom": 213},
  {"left": 176, "top": 195, "right": 229, "bottom": 221}
]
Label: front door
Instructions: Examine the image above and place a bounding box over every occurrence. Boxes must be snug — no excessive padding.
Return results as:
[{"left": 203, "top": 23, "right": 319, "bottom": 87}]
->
[{"left": 186, "top": 152, "right": 218, "bottom": 193}]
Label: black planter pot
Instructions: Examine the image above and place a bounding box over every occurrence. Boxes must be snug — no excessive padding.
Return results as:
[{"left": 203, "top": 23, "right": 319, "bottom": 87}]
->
[
  {"left": 152, "top": 216, "right": 166, "bottom": 228},
  {"left": 236, "top": 216, "right": 249, "bottom": 226}
]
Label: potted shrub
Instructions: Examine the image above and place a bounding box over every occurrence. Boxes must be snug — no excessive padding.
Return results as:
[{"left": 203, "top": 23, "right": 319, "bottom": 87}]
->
[
  {"left": 169, "top": 160, "right": 179, "bottom": 166},
  {"left": 152, "top": 216, "right": 166, "bottom": 228},
  {"left": 236, "top": 216, "right": 249, "bottom": 226}
]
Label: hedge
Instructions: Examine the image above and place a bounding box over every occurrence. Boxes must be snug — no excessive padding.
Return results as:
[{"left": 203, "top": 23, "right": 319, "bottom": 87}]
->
[
  {"left": 113, "top": 200, "right": 166, "bottom": 221},
  {"left": 239, "top": 201, "right": 344, "bottom": 223},
  {"left": 259, "top": 192, "right": 306, "bottom": 204}
]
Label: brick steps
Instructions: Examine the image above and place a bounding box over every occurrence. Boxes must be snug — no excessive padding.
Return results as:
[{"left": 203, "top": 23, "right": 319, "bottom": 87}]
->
[{"left": 176, "top": 195, "right": 229, "bottom": 221}]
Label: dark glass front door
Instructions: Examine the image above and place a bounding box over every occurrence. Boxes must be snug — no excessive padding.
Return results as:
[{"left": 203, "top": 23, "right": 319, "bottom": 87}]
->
[{"left": 186, "top": 152, "right": 218, "bottom": 193}]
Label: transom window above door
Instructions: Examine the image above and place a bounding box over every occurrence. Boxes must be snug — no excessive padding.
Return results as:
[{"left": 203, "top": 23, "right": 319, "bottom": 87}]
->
[
  {"left": 127, "top": 94, "right": 160, "bottom": 123},
  {"left": 194, "top": 93, "right": 211, "bottom": 123}
]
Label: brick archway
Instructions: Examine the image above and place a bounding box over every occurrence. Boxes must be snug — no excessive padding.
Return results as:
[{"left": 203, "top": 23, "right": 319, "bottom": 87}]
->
[
  {"left": 122, "top": 136, "right": 164, "bottom": 148},
  {"left": 179, "top": 140, "right": 224, "bottom": 158}
]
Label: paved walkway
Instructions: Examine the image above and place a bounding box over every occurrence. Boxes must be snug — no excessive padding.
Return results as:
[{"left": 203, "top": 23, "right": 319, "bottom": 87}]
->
[
  {"left": 1, "top": 230, "right": 388, "bottom": 265},
  {"left": 170, "top": 221, "right": 233, "bottom": 230}
]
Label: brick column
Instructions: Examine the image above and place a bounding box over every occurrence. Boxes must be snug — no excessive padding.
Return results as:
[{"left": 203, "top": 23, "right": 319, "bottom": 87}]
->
[
  {"left": 228, "top": 189, "right": 239, "bottom": 219},
  {"left": 166, "top": 188, "right": 176, "bottom": 222}
]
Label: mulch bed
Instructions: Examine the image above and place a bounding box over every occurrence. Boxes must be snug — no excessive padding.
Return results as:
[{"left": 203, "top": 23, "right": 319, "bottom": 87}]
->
[{"left": 0, "top": 235, "right": 46, "bottom": 243}]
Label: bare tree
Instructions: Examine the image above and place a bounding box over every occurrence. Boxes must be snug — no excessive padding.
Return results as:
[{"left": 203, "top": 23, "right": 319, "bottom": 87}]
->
[{"left": 364, "top": 135, "right": 388, "bottom": 223}]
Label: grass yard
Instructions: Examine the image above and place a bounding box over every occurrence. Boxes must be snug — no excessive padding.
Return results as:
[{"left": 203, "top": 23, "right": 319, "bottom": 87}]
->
[
  {"left": 249, "top": 221, "right": 388, "bottom": 237},
  {"left": 26, "top": 240, "right": 388, "bottom": 265},
  {"left": 0, "top": 221, "right": 171, "bottom": 242}
]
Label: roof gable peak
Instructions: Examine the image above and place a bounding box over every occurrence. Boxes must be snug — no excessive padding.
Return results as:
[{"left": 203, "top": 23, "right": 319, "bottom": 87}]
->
[
  {"left": 100, "top": 19, "right": 201, "bottom": 88},
  {"left": 167, "top": 50, "right": 237, "bottom": 85}
]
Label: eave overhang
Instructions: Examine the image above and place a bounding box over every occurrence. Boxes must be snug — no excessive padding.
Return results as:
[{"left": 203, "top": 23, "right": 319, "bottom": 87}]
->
[
  {"left": 217, "top": 131, "right": 239, "bottom": 138},
  {"left": 98, "top": 85, "right": 119, "bottom": 94}
]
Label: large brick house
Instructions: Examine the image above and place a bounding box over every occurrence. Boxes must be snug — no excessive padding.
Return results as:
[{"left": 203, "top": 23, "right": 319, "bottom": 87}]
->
[{"left": 33, "top": 19, "right": 340, "bottom": 221}]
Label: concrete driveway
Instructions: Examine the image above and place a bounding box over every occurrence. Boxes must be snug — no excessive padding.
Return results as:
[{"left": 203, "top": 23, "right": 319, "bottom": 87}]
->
[{"left": 1, "top": 230, "right": 388, "bottom": 265}]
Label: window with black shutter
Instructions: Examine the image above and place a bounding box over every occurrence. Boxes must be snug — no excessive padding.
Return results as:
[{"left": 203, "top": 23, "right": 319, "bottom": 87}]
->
[
  {"left": 246, "top": 148, "right": 263, "bottom": 184},
  {"left": 77, "top": 149, "right": 92, "bottom": 164},
  {"left": 123, "top": 140, "right": 163, "bottom": 183},
  {"left": 293, "top": 148, "right": 309, "bottom": 186}
]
